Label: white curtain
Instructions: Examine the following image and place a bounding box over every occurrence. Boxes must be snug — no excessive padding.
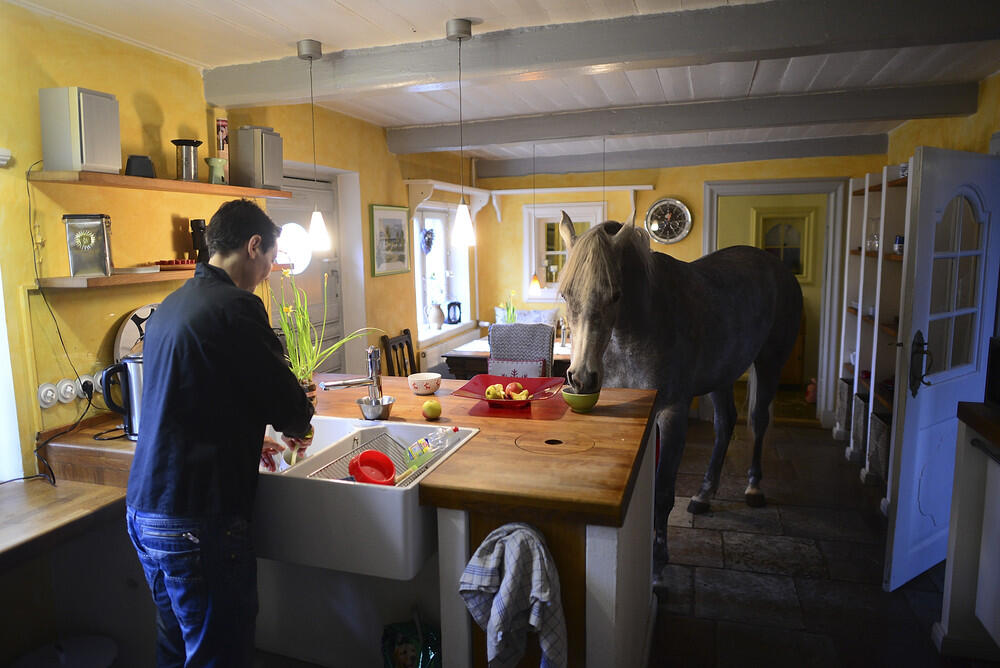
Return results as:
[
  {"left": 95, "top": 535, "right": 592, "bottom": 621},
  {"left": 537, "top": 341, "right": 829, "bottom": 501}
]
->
[{"left": 0, "top": 266, "right": 23, "bottom": 479}]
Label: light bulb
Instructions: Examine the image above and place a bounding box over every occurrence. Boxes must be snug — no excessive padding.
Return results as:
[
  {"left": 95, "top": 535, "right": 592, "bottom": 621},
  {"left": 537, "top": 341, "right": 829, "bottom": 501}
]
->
[
  {"left": 452, "top": 203, "right": 475, "bottom": 247},
  {"left": 528, "top": 273, "right": 542, "bottom": 296},
  {"left": 310, "top": 208, "right": 331, "bottom": 251}
]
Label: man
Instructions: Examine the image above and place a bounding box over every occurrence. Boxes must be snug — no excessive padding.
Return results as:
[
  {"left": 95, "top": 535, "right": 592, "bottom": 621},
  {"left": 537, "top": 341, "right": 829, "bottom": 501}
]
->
[{"left": 126, "top": 199, "right": 314, "bottom": 667}]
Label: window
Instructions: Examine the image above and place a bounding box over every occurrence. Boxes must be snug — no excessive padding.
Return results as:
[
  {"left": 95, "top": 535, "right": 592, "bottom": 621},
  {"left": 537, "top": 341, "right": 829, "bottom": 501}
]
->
[
  {"left": 523, "top": 202, "right": 604, "bottom": 302},
  {"left": 413, "top": 204, "right": 472, "bottom": 342}
]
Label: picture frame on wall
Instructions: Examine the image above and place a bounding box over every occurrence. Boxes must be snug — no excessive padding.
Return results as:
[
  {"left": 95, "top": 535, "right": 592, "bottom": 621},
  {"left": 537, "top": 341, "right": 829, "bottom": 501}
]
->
[{"left": 370, "top": 204, "right": 410, "bottom": 277}]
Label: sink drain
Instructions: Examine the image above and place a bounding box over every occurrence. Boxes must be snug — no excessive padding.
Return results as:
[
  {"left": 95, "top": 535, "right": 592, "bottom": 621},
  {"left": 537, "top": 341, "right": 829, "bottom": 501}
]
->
[{"left": 514, "top": 434, "right": 595, "bottom": 455}]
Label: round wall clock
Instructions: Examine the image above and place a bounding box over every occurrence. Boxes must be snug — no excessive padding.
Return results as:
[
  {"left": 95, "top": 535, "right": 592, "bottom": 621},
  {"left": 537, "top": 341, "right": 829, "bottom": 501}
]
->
[{"left": 645, "top": 197, "right": 692, "bottom": 244}]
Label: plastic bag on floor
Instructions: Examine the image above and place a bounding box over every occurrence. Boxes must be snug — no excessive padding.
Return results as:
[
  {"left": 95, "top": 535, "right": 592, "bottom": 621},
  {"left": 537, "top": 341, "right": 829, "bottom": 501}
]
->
[{"left": 381, "top": 616, "right": 441, "bottom": 668}]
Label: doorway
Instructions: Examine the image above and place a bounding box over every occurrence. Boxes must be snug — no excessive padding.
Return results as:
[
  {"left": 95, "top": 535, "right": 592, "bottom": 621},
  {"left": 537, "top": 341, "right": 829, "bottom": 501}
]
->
[{"left": 705, "top": 179, "right": 848, "bottom": 429}]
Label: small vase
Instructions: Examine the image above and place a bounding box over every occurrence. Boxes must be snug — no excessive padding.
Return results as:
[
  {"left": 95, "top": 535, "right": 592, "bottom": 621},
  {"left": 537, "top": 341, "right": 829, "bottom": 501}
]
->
[
  {"left": 428, "top": 304, "right": 445, "bottom": 330},
  {"left": 299, "top": 376, "right": 317, "bottom": 407}
]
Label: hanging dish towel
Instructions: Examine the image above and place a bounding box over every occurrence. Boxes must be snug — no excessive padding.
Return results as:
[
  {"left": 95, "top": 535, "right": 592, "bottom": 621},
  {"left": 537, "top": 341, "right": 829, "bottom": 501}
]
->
[{"left": 459, "top": 523, "right": 567, "bottom": 668}]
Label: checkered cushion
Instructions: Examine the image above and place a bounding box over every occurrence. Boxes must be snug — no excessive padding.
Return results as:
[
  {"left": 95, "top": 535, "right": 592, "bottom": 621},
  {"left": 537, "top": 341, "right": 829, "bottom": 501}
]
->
[{"left": 488, "top": 323, "right": 555, "bottom": 376}]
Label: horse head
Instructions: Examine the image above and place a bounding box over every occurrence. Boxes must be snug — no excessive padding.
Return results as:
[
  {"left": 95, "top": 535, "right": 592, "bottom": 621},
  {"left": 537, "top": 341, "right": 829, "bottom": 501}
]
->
[{"left": 558, "top": 211, "right": 642, "bottom": 394}]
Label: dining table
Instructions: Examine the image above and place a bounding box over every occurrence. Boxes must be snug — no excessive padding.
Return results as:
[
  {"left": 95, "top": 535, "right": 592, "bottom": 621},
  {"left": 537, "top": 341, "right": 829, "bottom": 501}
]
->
[{"left": 441, "top": 335, "right": 572, "bottom": 379}]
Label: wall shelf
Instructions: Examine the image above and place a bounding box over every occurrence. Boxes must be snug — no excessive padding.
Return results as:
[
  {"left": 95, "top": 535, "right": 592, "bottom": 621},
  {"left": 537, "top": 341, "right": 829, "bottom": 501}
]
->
[
  {"left": 36, "top": 264, "right": 290, "bottom": 289},
  {"left": 28, "top": 170, "right": 292, "bottom": 199}
]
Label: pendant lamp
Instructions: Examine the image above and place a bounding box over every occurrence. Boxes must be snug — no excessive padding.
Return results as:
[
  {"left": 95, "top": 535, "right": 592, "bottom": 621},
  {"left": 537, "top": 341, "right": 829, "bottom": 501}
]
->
[
  {"left": 447, "top": 19, "right": 476, "bottom": 248},
  {"left": 298, "top": 39, "right": 332, "bottom": 252},
  {"left": 528, "top": 143, "right": 542, "bottom": 296}
]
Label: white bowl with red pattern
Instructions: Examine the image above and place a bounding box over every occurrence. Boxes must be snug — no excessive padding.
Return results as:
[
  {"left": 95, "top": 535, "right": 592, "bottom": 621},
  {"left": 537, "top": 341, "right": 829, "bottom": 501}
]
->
[{"left": 407, "top": 372, "right": 441, "bottom": 395}]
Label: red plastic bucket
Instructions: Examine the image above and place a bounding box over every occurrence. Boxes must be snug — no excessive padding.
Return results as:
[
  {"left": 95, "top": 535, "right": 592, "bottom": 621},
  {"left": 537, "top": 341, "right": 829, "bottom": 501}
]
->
[{"left": 348, "top": 450, "right": 396, "bottom": 485}]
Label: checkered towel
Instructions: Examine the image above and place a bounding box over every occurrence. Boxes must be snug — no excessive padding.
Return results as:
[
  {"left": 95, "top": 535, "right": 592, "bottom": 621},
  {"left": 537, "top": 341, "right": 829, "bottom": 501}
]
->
[
  {"left": 489, "top": 323, "right": 555, "bottom": 376},
  {"left": 459, "top": 523, "right": 567, "bottom": 668}
]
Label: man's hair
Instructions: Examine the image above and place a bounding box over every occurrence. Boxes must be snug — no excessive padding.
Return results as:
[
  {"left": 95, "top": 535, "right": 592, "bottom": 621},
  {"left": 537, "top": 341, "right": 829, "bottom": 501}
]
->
[{"left": 206, "top": 199, "right": 279, "bottom": 256}]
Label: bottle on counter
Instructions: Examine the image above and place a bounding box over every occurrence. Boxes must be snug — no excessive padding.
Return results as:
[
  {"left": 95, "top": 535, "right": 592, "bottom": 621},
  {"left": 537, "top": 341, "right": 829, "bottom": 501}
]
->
[{"left": 406, "top": 425, "right": 460, "bottom": 461}]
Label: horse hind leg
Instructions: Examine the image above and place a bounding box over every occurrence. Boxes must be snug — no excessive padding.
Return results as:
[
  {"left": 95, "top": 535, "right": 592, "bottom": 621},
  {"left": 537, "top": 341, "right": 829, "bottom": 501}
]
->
[
  {"left": 688, "top": 387, "right": 737, "bottom": 515},
  {"left": 746, "top": 362, "right": 780, "bottom": 508}
]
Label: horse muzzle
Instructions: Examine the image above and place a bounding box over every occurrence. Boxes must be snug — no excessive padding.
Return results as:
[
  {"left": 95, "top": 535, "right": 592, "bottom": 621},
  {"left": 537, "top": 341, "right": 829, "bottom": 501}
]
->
[{"left": 566, "top": 368, "right": 601, "bottom": 394}]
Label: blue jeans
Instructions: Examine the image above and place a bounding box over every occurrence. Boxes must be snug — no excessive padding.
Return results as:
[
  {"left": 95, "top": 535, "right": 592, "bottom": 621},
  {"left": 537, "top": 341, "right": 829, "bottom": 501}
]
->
[{"left": 126, "top": 507, "right": 258, "bottom": 667}]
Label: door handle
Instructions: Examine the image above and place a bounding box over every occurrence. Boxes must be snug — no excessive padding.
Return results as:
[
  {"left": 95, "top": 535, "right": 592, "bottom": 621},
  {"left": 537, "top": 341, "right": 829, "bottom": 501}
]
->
[{"left": 909, "top": 329, "right": 933, "bottom": 397}]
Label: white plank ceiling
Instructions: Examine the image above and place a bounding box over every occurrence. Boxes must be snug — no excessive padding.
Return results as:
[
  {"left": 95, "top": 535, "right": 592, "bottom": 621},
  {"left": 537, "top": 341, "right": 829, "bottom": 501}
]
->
[{"left": 12, "top": 0, "right": 1000, "bottom": 174}]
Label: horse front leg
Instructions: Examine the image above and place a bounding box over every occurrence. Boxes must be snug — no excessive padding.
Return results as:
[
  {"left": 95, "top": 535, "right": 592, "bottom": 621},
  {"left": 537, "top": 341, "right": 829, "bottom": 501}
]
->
[
  {"left": 688, "top": 387, "right": 737, "bottom": 515},
  {"left": 653, "top": 400, "right": 690, "bottom": 573}
]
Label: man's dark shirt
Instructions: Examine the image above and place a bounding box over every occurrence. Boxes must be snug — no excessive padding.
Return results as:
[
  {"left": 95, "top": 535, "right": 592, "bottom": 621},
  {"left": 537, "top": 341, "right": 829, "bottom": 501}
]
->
[{"left": 127, "top": 263, "right": 313, "bottom": 519}]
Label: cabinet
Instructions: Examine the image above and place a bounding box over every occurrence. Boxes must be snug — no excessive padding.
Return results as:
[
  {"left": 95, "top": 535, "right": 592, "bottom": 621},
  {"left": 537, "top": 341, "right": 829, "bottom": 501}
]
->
[
  {"left": 835, "top": 164, "right": 907, "bottom": 485},
  {"left": 835, "top": 148, "right": 1000, "bottom": 592}
]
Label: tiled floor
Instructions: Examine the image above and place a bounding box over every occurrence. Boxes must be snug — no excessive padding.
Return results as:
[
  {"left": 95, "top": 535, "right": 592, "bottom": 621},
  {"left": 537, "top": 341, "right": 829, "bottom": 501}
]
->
[{"left": 650, "top": 419, "right": 1000, "bottom": 668}]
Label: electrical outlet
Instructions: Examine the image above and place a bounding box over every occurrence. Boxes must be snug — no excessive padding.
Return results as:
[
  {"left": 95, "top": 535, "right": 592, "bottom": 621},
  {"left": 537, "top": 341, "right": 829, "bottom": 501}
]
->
[
  {"left": 75, "top": 374, "right": 95, "bottom": 399},
  {"left": 37, "top": 383, "right": 58, "bottom": 409},
  {"left": 56, "top": 378, "right": 77, "bottom": 403}
]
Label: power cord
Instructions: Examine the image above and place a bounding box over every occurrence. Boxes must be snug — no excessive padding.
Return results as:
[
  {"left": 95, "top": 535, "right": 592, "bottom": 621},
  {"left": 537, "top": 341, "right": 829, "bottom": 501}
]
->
[{"left": 4, "top": 161, "right": 92, "bottom": 486}]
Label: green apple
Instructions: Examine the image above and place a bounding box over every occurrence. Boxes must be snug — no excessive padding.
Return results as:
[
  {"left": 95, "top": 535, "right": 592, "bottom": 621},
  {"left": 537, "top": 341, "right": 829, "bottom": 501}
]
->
[{"left": 422, "top": 398, "right": 442, "bottom": 420}]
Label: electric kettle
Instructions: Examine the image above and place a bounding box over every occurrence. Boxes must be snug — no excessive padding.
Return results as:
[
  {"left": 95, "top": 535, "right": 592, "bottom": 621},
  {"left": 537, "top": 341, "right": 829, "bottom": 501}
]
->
[
  {"left": 445, "top": 301, "right": 462, "bottom": 324},
  {"left": 102, "top": 354, "right": 143, "bottom": 440}
]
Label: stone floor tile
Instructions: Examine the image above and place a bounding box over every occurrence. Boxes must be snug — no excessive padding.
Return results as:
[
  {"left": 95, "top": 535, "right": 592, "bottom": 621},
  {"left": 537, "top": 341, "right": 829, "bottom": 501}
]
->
[
  {"left": 668, "top": 496, "right": 694, "bottom": 527},
  {"left": 668, "top": 526, "right": 724, "bottom": 568},
  {"left": 778, "top": 505, "right": 883, "bottom": 544},
  {"left": 723, "top": 531, "right": 827, "bottom": 578},
  {"left": 673, "top": 472, "right": 703, "bottom": 498},
  {"left": 648, "top": 614, "right": 716, "bottom": 668},
  {"left": 694, "top": 567, "right": 802, "bottom": 629},
  {"left": 795, "top": 577, "right": 913, "bottom": 636},
  {"left": 692, "top": 499, "right": 782, "bottom": 535},
  {"left": 654, "top": 564, "right": 694, "bottom": 616},
  {"left": 818, "top": 539, "right": 884, "bottom": 584},
  {"left": 714, "top": 621, "right": 841, "bottom": 668}
]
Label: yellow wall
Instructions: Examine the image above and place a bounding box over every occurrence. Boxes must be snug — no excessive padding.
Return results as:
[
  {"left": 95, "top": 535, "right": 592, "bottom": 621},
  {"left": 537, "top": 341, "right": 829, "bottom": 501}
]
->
[
  {"left": 717, "top": 193, "right": 829, "bottom": 381},
  {"left": 889, "top": 70, "right": 1000, "bottom": 163},
  {"left": 0, "top": 4, "right": 460, "bottom": 473},
  {"left": 478, "top": 155, "right": 886, "bottom": 320}
]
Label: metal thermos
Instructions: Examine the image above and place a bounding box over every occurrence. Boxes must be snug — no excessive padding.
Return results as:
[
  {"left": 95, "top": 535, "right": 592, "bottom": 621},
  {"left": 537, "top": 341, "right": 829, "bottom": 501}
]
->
[
  {"left": 102, "top": 355, "right": 143, "bottom": 440},
  {"left": 190, "top": 218, "right": 209, "bottom": 263},
  {"left": 172, "top": 139, "right": 202, "bottom": 181}
]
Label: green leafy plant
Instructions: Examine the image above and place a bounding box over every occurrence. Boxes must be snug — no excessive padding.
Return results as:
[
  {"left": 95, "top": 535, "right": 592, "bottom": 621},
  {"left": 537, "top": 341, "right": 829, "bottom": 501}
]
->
[{"left": 274, "top": 269, "right": 379, "bottom": 383}]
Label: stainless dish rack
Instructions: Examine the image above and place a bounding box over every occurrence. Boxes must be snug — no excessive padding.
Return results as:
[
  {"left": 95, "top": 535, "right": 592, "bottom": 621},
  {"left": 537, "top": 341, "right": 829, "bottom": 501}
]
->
[{"left": 307, "top": 432, "right": 433, "bottom": 487}]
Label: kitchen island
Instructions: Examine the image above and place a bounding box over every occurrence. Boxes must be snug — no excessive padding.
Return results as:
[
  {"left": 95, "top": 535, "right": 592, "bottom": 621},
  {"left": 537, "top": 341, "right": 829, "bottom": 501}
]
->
[{"left": 41, "top": 375, "right": 658, "bottom": 668}]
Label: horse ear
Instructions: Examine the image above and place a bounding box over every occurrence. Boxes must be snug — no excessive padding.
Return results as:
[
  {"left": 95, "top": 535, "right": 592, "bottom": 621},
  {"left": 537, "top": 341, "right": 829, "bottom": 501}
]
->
[
  {"left": 559, "top": 211, "right": 578, "bottom": 249},
  {"left": 624, "top": 210, "right": 636, "bottom": 227}
]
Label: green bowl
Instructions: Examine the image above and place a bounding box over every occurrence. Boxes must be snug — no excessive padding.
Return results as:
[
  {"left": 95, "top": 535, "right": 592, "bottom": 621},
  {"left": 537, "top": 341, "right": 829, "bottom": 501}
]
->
[{"left": 561, "top": 387, "right": 600, "bottom": 413}]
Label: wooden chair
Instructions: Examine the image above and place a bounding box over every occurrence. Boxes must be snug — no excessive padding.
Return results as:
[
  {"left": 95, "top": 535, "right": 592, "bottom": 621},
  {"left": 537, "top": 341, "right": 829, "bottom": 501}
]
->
[{"left": 380, "top": 328, "right": 417, "bottom": 376}]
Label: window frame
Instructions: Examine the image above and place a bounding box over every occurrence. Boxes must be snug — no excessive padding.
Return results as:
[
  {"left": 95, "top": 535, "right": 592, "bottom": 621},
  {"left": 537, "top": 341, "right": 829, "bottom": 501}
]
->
[
  {"left": 412, "top": 202, "right": 475, "bottom": 345},
  {"left": 522, "top": 202, "right": 606, "bottom": 303}
]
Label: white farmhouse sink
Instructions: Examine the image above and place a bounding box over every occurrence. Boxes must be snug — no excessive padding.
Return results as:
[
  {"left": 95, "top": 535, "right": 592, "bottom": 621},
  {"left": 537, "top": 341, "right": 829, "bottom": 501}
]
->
[{"left": 254, "top": 416, "right": 477, "bottom": 580}]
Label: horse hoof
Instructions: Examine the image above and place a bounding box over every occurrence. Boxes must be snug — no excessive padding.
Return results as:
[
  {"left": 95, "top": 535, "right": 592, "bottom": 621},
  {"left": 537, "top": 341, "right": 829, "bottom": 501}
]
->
[
  {"left": 687, "top": 498, "right": 710, "bottom": 514},
  {"left": 745, "top": 492, "right": 766, "bottom": 508}
]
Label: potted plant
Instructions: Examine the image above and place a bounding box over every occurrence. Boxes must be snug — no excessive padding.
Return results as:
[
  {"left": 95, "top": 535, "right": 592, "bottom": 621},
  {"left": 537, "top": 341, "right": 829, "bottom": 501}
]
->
[{"left": 274, "top": 269, "right": 379, "bottom": 403}]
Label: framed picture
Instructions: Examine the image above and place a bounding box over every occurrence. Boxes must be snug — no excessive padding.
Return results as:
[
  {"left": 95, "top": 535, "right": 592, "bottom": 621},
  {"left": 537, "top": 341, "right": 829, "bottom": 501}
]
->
[{"left": 370, "top": 204, "right": 410, "bottom": 277}]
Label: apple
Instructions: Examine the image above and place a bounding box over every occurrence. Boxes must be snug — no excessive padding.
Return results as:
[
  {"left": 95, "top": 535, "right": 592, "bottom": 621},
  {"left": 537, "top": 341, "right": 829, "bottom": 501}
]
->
[
  {"left": 422, "top": 398, "right": 442, "bottom": 420},
  {"left": 504, "top": 382, "right": 524, "bottom": 398}
]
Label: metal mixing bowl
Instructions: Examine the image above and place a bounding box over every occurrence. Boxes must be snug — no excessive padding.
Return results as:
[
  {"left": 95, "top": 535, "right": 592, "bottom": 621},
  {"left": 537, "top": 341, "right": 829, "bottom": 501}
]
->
[{"left": 356, "top": 396, "right": 395, "bottom": 420}]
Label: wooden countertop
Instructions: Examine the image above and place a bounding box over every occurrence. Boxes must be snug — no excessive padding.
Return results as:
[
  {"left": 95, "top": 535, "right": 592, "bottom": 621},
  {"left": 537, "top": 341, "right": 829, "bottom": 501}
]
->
[
  {"left": 958, "top": 401, "right": 1000, "bottom": 463},
  {"left": 0, "top": 477, "right": 125, "bottom": 570},
  {"left": 40, "top": 375, "right": 657, "bottom": 528},
  {"left": 316, "top": 375, "right": 657, "bottom": 527}
]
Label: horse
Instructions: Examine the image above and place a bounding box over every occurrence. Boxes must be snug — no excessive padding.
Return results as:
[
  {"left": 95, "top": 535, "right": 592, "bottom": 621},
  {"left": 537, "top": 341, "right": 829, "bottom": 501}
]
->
[{"left": 557, "top": 213, "right": 803, "bottom": 571}]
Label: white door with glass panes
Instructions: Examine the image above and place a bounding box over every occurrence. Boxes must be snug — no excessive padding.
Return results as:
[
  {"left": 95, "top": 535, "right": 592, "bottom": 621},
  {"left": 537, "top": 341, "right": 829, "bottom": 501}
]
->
[
  {"left": 884, "top": 147, "right": 1000, "bottom": 591},
  {"left": 267, "top": 179, "right": 345, "bottom": 374},
  {"left": 413, "top": 205, "right": 471, "bottom": 340}
]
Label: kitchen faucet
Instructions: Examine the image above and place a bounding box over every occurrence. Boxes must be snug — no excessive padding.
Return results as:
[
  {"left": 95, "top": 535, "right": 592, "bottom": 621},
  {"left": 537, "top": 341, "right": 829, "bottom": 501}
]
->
[{"left": 318, "top": 345, "right": 383, "bottom": 402}]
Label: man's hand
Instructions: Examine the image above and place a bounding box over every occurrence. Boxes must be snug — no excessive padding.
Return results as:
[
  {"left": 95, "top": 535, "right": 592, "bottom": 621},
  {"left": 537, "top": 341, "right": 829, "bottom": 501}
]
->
[
  {"left": 260, "top": 438, "right": 286, "bottom": 472},
  {"left": 281, "top": 429, "right": 313, "bottom": 465}
]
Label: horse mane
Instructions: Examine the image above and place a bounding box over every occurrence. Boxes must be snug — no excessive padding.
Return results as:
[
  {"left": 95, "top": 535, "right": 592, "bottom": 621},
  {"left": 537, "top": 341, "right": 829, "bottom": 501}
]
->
[{"left": 559, "top": 221, "right": 652, "bottom": 303}]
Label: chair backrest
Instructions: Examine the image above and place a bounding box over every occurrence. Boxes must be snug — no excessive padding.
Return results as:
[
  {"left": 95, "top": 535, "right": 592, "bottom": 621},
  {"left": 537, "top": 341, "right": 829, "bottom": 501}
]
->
[
  {"left": 380, "top": 328, "right": 417, "bottom": 376},
  {"left": 488, "top": 323, "right": 555, "bottom": 377}
]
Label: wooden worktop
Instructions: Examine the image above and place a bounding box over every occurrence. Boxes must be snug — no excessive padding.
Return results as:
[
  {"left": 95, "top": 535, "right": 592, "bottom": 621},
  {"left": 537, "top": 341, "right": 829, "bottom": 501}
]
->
[
  {"left": 40, "top": 376, "right": 656, "bottom": 527},
  {"left": 0, "top": 477, "right": 125, "bottom": 570},
  {"left": 314, "top": 375, "right": 657, "bottom": 527}
]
